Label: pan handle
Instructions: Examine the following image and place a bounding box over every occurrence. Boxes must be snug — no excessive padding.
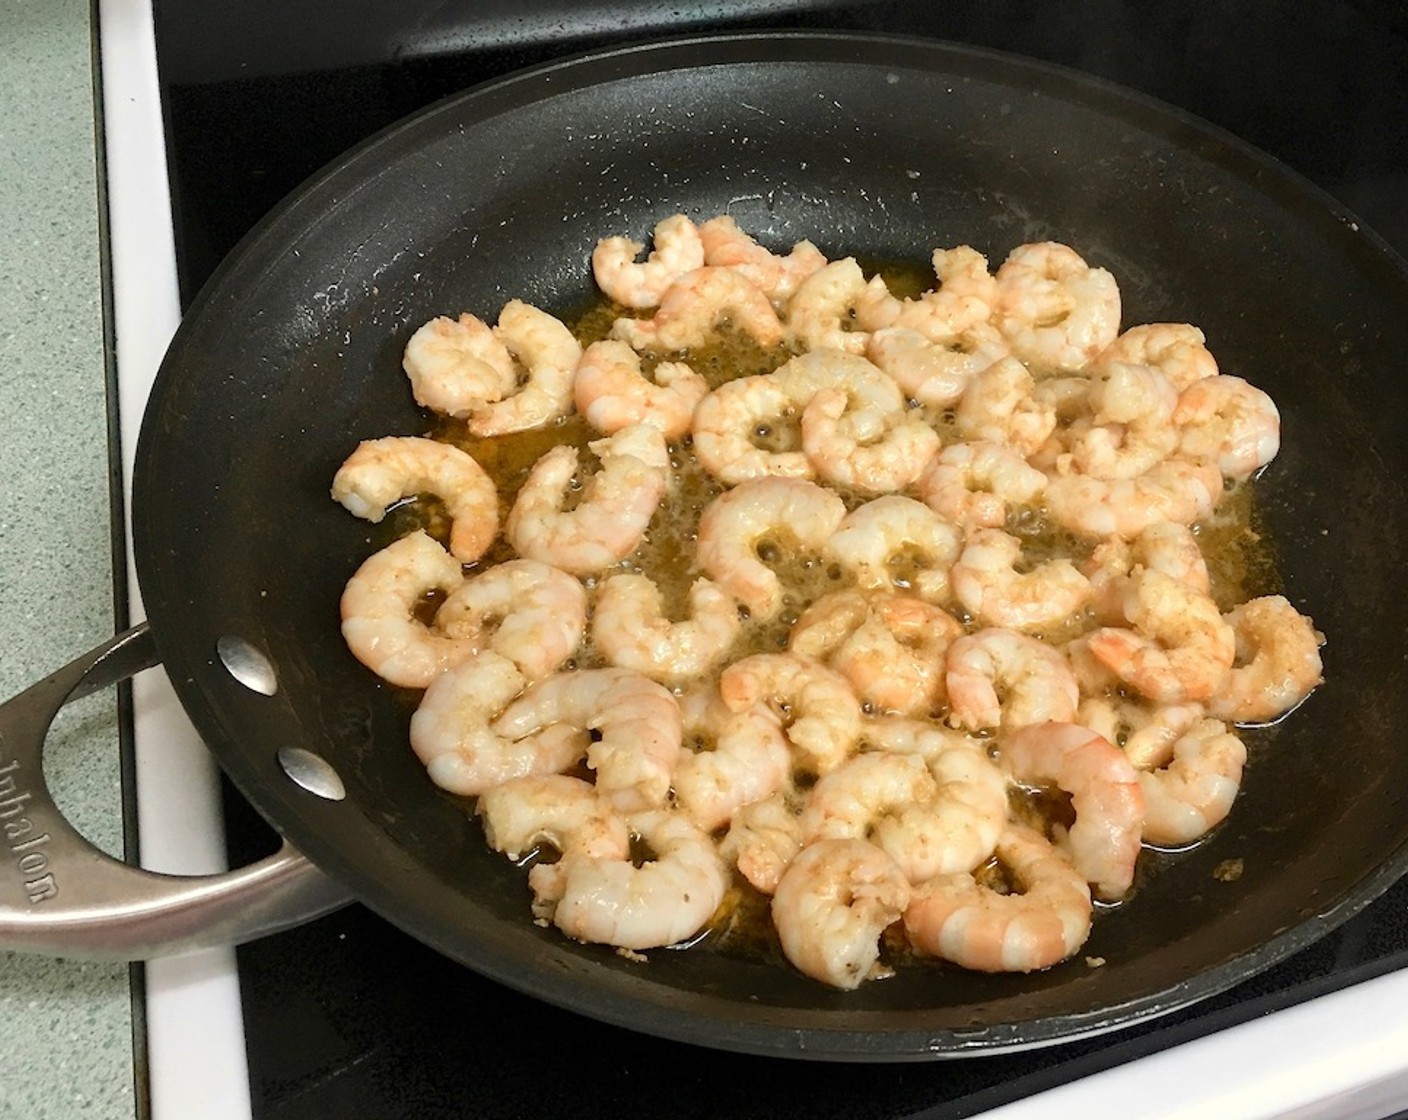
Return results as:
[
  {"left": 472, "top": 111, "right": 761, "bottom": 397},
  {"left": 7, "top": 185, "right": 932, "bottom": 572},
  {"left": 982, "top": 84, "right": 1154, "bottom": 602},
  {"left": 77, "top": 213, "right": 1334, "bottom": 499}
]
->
[{"left": 0, "top": 624, "right": 351, "bottom": 960}]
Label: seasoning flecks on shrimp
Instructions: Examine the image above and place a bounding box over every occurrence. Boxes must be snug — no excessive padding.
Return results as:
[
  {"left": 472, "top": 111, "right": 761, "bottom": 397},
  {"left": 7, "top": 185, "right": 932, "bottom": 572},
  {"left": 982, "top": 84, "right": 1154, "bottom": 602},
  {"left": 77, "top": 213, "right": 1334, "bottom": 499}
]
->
[{"left": 333, "top": 217, "right": 1323, "bottom": 989}]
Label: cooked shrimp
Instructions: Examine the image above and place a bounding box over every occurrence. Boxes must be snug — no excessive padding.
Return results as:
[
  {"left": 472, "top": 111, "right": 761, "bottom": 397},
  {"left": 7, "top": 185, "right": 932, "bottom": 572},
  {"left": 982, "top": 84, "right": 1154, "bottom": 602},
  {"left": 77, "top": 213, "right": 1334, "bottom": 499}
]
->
[
  {"left": 339, "top": 530, "right": 477, "bottom": 688},
  {"left": 434, "top": 558, "right": 586, "bottom": 682},
  {"left": 591, "top": 213, "right": 705, "bottom": 309},
  {"left": 1087, "top": 567, "right": 1236, "bottom": 704},
  {"left": 1173, "top": 374, "right": 1281, "bottom": 480},
  {"left": 1060, "top": 360, "right": 1181, "bottom": 479},
  {"left": 505, "top": 422, "right": 668, "bottom": 576},
  {"left": 903, "top": 824, "right": 1092, "bottom": 972},
  {"left": 865, "top": 323, "right": 1009, "bottom": 407},
  {"left": 854, "top": 246, "right": 998, "bottom": 338},
  {"left": 695, "top": 477, "right": 846, "bottom": 619},
  {"left": 785, "top": 258, "right": 873, "bottom": 354},
  {"left": 534, "top": 808, "right": 727, "bottom": 950},
  {"left": 1043, "top": 457, "right": 1223, "bottom": 540},
  {"left": 993, "top": 241, "right": 1121, "bottom": 371},
  {"left": 918, "top": 439, "right": 1048, "bottom": 531},
  {"left": 790, "top": 591, "right": 961, "bottom": 716},
  {"left": 1076, "top": 695, "right": 1206, "bottom": 770},
  {"left": 697, "top": 215, "right": 828, "bottom": 305},
  {"left": 409, "top": 651, "right": 586, "bottom": 795},
  {"left": 1001, "top": 720, "right": 1144, "bottom": 900},
  {"left": 611, "top": 266, "right": 784, "bottom": 351},
  {"left": 954, "top": 355, "right": 1058, "bottom": 457},
  {"left": 571, "top": 339, "right": 707, "bottom": 440},
  {"left": 719, "top": 653, "right": 862, "bottom": 775},
  {"left": 690, "top": 373, "right": 813, "bottom": 484},
  {"left": 945, "top": 628, "right": 1080, "bottom": 732},
  {"left": 1097, "top": 322, "right": 1218, "bottom": 392},
  {"left": 465, "top": 301, "right": 582, "bottom": 436},
  {"left": 477, "top": 773, "right": 628, "bottom": 862},
  {"left": 824, "top": 495, "right": 963, "bottom": 604},
  {"left": 491, "top": 667, "right": 682, "bottom": 813},
  {"left": 771, "top": 838, "right": 911, "bottom": 989},
  {"left": 719, "top": 792, "right": 804, "bottom": 895},
  {"left": 1083, "top": 523, "right": 1211, "bottom": 624},
  {"left": 592, "top": 574, "right": 740, "bottom": 682},
  {"left": 951, "top": 528, "right": 1093, "bottom": 631},
  {"left": 401, "top": 312, "right": 516, "bottom": 418},
  {"left": 1207, "top": 595, "right": 1324, "bottom": 724},
  {"left": 674, "top": 686, "right": 791, "bottom": 832},
  {"left": 1137, "top": 718, "right": 1246, "bottom": 846},
  {"left": 802, "top": 747, "right": 1005, "bottom": 882},
  {"left": 332, "top": 435, "right": 498, "bottom": 563},
  {"left": 800, "top": 386, "right": 940, "bottom": 494}
]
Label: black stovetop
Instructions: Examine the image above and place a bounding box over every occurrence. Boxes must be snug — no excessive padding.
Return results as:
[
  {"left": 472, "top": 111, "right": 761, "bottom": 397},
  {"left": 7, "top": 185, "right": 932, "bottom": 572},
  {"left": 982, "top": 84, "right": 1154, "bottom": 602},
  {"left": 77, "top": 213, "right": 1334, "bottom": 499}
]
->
[{"left": 149, "top": 2, "right": 1408, "bottom": 1117}]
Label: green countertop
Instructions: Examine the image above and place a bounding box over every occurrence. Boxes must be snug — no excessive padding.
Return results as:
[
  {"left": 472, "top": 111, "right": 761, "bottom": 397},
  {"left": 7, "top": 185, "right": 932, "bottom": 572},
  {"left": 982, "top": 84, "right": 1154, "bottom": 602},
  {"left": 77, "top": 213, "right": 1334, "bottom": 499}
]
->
[{"left": 0, "top": 1, "right": 138, "bottom": 1117}]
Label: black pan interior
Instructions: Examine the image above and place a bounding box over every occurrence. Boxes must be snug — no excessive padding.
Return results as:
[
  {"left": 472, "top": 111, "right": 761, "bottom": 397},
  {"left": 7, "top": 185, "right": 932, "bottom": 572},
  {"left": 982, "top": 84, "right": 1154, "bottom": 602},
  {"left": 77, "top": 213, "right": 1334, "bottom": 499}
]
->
[{"left": 133, "top": 33, "right": 1408, "bottom": 1059}]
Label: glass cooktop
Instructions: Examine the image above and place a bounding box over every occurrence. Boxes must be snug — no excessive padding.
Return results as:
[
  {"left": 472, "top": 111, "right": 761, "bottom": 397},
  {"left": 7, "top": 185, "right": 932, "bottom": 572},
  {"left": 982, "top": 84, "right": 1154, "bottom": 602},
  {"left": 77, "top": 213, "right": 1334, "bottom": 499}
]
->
[{"left": 148, "top": 2, "right": 1408, "bottom": 1115}]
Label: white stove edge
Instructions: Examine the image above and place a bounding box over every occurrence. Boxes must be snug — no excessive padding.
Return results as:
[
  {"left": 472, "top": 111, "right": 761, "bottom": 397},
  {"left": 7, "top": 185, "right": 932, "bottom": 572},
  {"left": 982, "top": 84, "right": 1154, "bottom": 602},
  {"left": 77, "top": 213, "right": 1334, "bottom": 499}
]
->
[{"left": 96, "top": 2, "right": 1408, "bottom": 1117}]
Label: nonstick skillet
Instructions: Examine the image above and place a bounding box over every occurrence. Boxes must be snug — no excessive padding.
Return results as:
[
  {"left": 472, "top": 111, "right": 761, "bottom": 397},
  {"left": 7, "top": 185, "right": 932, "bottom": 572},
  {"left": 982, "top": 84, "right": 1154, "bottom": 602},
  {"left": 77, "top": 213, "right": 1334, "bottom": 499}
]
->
[{"left": 3, "top": 32, "right": 1408, "bottom": 1061}]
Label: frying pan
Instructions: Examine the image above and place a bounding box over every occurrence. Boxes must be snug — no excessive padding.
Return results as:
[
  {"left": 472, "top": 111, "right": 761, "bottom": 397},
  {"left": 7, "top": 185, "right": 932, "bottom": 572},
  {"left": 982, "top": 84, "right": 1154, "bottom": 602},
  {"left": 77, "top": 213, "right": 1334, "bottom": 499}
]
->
[{"left": 4, "top": 31, "right": 1408, "bottom": 1061}]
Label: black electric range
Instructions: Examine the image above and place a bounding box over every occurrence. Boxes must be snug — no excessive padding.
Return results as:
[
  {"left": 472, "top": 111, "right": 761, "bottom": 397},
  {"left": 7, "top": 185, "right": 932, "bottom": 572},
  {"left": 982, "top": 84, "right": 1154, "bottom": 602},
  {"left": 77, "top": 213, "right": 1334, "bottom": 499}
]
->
[{"left": 148, "top": 3, "right": 1408, "bottom": 1116}]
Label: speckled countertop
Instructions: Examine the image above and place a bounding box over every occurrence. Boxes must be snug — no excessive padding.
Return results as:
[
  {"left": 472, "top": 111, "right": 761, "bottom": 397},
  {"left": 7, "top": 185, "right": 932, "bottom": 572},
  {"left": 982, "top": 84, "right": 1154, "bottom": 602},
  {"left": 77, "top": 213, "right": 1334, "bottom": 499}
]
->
[{"left": 0, "top": 1, "right": 137, "bottom": 1118}]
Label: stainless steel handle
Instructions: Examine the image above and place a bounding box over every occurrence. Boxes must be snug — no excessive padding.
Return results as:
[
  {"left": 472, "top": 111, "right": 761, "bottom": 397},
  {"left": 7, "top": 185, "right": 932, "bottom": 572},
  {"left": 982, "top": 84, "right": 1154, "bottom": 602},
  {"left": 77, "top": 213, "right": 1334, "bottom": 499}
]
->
[{"left": 0, "top": 623, "right": 351, "bottom": 959}]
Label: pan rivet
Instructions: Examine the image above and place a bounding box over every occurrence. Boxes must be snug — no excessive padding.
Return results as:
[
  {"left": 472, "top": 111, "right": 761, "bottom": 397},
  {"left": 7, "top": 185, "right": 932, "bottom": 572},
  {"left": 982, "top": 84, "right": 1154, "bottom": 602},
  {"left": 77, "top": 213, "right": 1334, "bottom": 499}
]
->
[
  {"left": 217, "top": 635, "right": 278, "bottom": 696},
  {"left": 277, "top": 746, "right": 346, "bottom": 801}
]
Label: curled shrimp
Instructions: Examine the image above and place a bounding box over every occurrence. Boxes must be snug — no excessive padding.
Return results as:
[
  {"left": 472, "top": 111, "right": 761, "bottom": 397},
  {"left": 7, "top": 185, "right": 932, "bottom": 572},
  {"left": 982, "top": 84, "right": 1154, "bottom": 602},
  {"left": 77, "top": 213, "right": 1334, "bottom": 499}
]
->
[
  {"left": 785, "top": 258, "right": 874, "bottom": 354},
  {"left": 800, "top": 386, "right": 940, "bottom": 494},
  {"left": 505, "top": 422, "right": 668, "bottom": 576},
  {"left": 790, "top": 591, "right": 962, "bottom": 716},
  {"left": 854, "top": 245, "right": 998, "bottom": 340},
  {"left": 477, "top": 774, "right": 628, "bottom": 862},
  {"left": 339, "top": 530, "right": 478, "bottom": 688},
  {"left": 697, "top": 215, "right": 828, "bottom": 305},
  {"left": 1097, "top": 322, "right": 1218, "bottom": 392},
  {"left": 954, "top": 355, "right": 1058, "bottom": 457},
  {"left": 1084, "top": 523, "right": 1211, "bottom": 624},
  {"left": 951, "top": 528, "right": 1093, "bottom": 632},
  {"left": 865, "top": 323, "right": 1009, "bottom": 407},
  {"left": 673, "top": 686, "right": 791, "bottom": 832},
  {"left": 611, "top": 266, "right": 784, "bottom": 351},
  {"left": 534, "top": 808, "right": 727, "bottom": 950},
  {"left": 434, "top": 558, "right": 586, "bottom": 682},
  {"left": 1043, "top": 458, "right": 1224, "bottom": 540},
  {"left": 1001, "top": 720, "right": 1144, "bottom": 900},
  {"left": 465, "top": 300, "right": 583, "bottom": 436},
  {"left": 802, "top": 747, "right": 1005, "bottom": 882},
  {"left": 1076, "top": 694, "right": 1206, "bottom": 770},
  {"left": 1207, "top": 595, "right": 1324, "bottom": 724},
  {"left": 771, "top": 838, "right": 911, "bottom": 989},
  {"left": 719, "top": 653, "right": 863, "bottom": 775},
  {"left": 1137, "top": 718, "right": 1246, "bottom": 846},
  {"left": 918, "top": 439, "right": 1048, "bottom": 532},
  {"left": 903, "top": 824, "right": 1093, "bottom": 973},
  {"left": 573, "top": 339, "right": 708, "bottom": 440},
  {"left": 945, "top": 628, "right": 1080, "bottom": 732},
  {"left": 592, "top": 574, "right": 741, "bottom": 683},
  {"left": 1058, "top": 361, "right": 1181, "bottom": 480},
  {"left": 332, "top": 435, "right": 498, "bottom": 564},
  {"left": 720, "top": 792, "right": 804, "bottom": 895},
  {"left": 1173, "top": 374, "right": 1281, "bottom": 480},
  {"left": 409, "top": 651, "right": 586, "bottom": 795},
  {"left": 1087, "top": 567, "right": 1236, "bottom": 704},
  {"left": 591, "top": 213, "right": 705, "bottom": 309},
  {"left": 695, "top": 477, "right": 846, "bottom": 620},
  {"left": 993, "top": 241, "right": 1121, "bottom": 371},
  {"left": 491, "top": 667, "right": 682, "bottom": 813},
  {"left": 401, "top": 312, "right": 517, "bottom": 418},
  {"left": 824, "top": 495, "right": 963, "bottom": 604}
]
